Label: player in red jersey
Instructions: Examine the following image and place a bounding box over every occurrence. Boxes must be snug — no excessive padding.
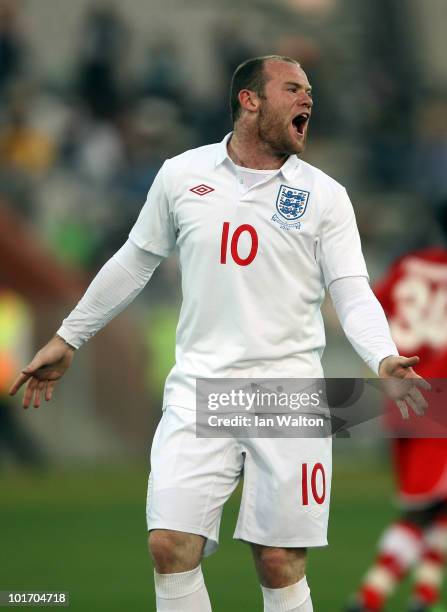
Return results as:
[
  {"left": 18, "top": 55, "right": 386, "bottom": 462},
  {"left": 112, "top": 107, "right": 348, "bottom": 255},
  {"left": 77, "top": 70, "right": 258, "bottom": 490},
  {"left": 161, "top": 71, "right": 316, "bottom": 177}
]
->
[{"left": 347, "top": 245, "right": 447, "bottom": 612}]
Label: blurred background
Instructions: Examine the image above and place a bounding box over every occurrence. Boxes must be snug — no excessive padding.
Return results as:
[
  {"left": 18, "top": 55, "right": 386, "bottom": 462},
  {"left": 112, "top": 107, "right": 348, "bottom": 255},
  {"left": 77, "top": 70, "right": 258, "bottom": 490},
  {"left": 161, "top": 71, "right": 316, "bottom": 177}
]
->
[{"left": 0, "top": 0, "right": 446, "bottom": 610}]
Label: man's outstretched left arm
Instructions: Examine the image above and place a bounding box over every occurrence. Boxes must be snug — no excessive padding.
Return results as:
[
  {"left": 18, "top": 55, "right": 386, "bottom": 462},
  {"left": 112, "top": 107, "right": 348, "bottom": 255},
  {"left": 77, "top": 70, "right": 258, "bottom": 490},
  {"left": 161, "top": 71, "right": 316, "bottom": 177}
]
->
[{"left": 329, "top": 276, "right": 430, "bottom": 417}]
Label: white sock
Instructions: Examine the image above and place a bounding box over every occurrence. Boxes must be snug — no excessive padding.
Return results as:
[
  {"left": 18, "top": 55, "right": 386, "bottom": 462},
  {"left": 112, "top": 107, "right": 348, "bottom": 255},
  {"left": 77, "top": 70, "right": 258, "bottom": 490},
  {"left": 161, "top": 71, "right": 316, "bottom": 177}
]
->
[
  {"left": 154, "top": 565, "right": 212, "bottom": 611},
  {"left": 262, "top": 576, "right": 313, "bottom": 611}
]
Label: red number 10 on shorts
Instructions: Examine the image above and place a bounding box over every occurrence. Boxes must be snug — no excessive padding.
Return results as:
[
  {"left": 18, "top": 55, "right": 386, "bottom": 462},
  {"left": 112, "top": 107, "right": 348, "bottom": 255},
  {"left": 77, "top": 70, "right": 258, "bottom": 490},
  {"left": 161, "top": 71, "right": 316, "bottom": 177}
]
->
[{"left": 301, "top": 462, "right": 326, "bottom": 505}]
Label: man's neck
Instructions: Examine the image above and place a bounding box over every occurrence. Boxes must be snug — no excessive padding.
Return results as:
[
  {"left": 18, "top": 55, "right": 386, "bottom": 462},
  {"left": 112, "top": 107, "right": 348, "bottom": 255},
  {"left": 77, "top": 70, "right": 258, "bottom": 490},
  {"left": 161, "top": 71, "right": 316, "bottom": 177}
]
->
[{"left": 227, "top": 127, "right": 288, "bottom": 170}]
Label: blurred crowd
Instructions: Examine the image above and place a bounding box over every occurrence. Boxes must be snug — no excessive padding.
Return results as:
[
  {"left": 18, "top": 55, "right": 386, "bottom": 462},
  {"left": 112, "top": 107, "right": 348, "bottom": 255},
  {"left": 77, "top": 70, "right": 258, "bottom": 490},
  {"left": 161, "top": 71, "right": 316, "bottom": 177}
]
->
[{"left": 0, "top": 0, "right": 446, "bottom": 272}]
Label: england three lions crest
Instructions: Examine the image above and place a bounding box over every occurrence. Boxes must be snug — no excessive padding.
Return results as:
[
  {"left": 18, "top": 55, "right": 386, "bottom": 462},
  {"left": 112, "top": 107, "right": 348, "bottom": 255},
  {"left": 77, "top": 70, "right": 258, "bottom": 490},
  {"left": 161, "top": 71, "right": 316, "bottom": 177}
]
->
[{"left": 272, "top": 185, "right": 310, "bottom": 230}]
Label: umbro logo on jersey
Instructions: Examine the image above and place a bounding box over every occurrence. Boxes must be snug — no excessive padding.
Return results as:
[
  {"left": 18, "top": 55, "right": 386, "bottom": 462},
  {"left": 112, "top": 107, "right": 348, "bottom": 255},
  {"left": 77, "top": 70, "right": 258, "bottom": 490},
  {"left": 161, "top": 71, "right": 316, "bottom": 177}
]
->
[{"left": 190, "top": 184, "right": 215, "bottom": 196}]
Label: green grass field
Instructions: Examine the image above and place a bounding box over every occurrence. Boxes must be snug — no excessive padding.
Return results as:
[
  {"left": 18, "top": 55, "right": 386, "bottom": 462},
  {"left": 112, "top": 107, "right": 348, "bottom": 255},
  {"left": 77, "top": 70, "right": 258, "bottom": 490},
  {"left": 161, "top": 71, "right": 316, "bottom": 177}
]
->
[{"left": 0, "top": 458, "right": 444, "bottom": 611}]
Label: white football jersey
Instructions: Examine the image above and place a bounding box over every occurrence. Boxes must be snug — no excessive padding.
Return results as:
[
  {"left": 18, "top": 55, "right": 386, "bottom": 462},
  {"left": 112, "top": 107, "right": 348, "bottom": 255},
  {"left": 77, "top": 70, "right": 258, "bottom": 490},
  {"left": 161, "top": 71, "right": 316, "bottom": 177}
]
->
[{"left": 129, "top": 134, "right": 369, "bottom": 409}]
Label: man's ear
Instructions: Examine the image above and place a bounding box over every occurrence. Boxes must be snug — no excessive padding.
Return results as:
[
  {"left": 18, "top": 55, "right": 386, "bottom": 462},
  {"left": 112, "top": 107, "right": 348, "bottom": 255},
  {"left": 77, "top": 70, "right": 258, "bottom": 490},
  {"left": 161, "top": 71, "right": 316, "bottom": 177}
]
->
[{"left": 238, "top": 89, "right": 260, "bottom": 114}]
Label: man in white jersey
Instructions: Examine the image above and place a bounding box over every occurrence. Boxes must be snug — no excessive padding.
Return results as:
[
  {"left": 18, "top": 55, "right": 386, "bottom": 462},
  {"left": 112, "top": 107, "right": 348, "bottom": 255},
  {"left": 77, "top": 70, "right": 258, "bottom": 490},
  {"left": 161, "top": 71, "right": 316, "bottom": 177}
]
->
[{"left": 10, "top": 56, "right": 429, "bottom": 611}]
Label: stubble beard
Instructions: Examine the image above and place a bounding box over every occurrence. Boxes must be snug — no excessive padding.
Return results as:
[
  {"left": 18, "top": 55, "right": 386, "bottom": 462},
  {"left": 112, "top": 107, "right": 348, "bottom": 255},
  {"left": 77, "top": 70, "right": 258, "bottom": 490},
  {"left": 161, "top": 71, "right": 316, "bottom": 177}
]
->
[{"left": 257, "top": 102, "right": 305, "bottom": 157}]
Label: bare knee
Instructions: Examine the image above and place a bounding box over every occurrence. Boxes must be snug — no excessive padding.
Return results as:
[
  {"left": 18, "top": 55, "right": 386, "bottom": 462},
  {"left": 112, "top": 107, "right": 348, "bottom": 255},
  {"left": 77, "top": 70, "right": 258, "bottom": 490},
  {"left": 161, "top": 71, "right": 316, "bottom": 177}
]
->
[
  {"left": 251, "top": 544, "right": 307, "bottom": 588},
  {"left": 149, "top": 529, "right": 206, "bottom": 573}
]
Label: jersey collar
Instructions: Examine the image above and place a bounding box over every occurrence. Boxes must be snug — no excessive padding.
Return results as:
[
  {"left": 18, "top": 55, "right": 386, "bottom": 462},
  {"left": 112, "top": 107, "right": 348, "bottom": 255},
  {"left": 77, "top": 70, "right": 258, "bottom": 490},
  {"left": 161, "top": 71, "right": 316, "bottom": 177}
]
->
[{"left": 215, "top": 132, "right": 300, "bottom": 181}]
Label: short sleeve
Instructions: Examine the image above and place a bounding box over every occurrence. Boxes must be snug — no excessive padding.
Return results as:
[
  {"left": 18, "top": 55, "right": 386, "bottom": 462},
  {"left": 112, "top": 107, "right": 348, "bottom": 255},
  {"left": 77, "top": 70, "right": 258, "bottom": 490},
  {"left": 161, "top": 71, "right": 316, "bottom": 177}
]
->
[
  {"left": 129, "top": 162, "right": 177, "bottom": 257},
  {"left": 319, "top": 187, "right": 369, "bottom": 287}
]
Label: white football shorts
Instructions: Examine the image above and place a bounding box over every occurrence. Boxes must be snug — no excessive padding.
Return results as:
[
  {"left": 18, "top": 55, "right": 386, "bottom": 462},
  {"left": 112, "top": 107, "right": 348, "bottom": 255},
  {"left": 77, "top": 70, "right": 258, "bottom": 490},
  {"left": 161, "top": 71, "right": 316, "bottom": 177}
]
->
[{"left": 147, "top": 405, "right": 332, "bottom": 556}]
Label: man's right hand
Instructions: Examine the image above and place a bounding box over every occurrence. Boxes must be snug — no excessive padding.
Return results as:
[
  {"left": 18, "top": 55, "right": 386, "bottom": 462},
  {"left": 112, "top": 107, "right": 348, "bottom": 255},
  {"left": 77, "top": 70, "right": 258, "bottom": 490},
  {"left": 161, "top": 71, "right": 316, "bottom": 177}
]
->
[{"left": 9, "top": 335, "right": 76, "bottom": 409}]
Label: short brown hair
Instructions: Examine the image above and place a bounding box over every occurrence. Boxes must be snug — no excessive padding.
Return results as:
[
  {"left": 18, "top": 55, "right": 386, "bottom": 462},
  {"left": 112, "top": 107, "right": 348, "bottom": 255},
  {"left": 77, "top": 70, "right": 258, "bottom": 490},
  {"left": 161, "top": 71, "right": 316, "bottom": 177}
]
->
[{"left": 230, "top": 55, "right": 300, "bottom": 123}]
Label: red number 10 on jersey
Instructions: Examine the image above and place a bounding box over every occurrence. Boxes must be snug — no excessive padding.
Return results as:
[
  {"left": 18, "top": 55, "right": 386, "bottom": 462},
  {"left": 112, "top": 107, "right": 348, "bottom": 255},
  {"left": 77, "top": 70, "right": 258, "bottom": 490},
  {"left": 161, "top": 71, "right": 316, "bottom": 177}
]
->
[{"left": 220, "top": 222, "right": 258, "bottom": 266}]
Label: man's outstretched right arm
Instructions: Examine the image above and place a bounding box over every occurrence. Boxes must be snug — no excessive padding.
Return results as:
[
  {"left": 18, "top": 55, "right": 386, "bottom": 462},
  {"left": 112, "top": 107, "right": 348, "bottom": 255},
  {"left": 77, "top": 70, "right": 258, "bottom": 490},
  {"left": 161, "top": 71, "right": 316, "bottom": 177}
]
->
[{"left": 9, "top": 240, "right": 163, "bottom": 408}]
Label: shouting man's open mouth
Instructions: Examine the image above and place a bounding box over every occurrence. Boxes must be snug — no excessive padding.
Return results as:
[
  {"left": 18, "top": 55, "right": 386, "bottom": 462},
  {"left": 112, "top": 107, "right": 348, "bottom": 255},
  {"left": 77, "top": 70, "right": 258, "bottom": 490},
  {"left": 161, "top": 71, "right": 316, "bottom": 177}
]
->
[{"left": 292, "top": 112, "right": 310, "bottom": 137}]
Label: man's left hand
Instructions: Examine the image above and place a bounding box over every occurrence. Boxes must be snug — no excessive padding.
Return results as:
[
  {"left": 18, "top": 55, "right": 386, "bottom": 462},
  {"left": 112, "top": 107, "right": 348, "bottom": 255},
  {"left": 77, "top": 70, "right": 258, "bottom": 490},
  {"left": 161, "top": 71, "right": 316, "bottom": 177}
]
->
[{"left": 378, "top": 355, "right": 431, "bottom": 419}]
